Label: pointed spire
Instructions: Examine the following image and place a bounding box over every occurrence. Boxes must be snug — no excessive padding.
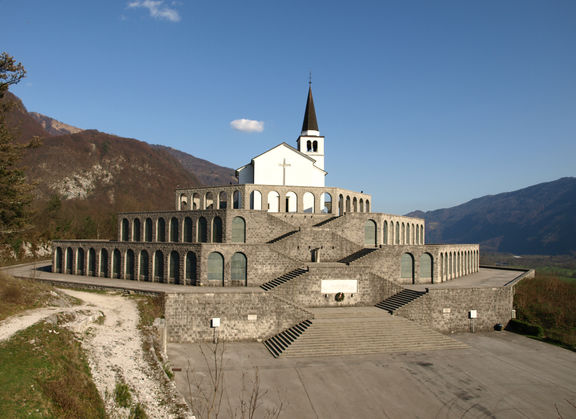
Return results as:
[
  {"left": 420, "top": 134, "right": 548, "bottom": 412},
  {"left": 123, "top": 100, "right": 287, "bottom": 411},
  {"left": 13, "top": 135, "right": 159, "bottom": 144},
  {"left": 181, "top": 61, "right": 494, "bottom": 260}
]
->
[{"left": 301, "top": 83, "right": 319, "bottom": 134}]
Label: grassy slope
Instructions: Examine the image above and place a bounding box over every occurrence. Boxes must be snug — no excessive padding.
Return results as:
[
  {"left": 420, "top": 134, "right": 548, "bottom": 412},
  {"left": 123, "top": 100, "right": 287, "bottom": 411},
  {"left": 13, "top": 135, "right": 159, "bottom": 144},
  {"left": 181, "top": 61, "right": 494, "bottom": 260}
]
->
[
  {"left": 0, "top": 321, "right": 106, "bottom": 418},
  {"left": 0, "top": 272, "right": 60, "bottom": 321}
]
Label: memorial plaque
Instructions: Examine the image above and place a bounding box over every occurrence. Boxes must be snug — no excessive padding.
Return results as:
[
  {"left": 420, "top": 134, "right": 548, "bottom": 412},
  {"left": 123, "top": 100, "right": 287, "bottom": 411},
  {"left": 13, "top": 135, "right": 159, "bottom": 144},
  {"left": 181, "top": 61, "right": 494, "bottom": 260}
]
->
[{"left": 321, "top": 279, "right": 358, "bottom": 294}]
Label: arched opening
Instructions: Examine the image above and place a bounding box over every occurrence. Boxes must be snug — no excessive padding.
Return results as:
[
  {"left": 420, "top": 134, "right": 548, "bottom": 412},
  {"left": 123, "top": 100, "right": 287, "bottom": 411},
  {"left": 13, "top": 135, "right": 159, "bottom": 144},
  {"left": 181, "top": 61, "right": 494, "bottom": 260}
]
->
[
  {"left": 312, "top": 140, "right": 318, "bottom": 152},
  {"left": 338, "top": 194, "right": 344, "bottom": 216},
  {"left": 193, "top": 193, "right": 200, "bottom": 210},
  {"left": 179, "top": 193, "right": 188, "bottom": 210},
  {"left": 65, "top": 247, "right": 73, "bottom": 274},
  {"left": 76, "top": 248, "right": 85, "bottom": 275},
  {"left": 218, "top": 191, "right": 227, "bottom": 209},
  {"left": 170, "top": 217, "right": 179, "bottom": 242},
  {"left": 205, "top": 192, "right": 214, "bottom": 209},
  {"left": 88, "top": 248, "right": 96, "bottom": 276},
  {"left": 233, "top": 190, "right": 241, "bottom": 209},
  {"left": 400, "top": 253, "right": 415, "bottom": 283},
  {"left": 353, "top": 197, "right": 358, "bottom": 212},
  {"left": 285, "top": 191, "right": 297, "bottom": 213},
  {"left": 406, "top": 224, "right": 411, "bottom": 244},
  {"left": 383, "top": 221, "right": 388, "bottom": 245},
  {"left": 440, "top": 253, "right": 444, "bottom": 282},
  {"left": 113, "top": 249, "right": 121, "bottom": 279},
  {"left": 395, "top": 222, "right": 400, "bottom": 244},
  {"left": 250, "top": 190, "right": 262, "bottom": 210},
  {"left": 416, "top": 225, "right": 420, "bottom": 246},
  {"left": 157, "top": 218, "right": 166, "bottom": 242},
  {"left": 133, "top": 218, "right": 141, "bottom": 241},
  {"left": 54, "top": 247, "right": 63, "bottom": 273},
  {"left": 100, "top": 249, "right": 109, "bottom": 277},
  {"left": 184, "top": 217, "right": 193, "bottom": 242},
  {"left": 267, "top": 191, "right": 280, "bottom": 213},
  {"left": 126, "top": 249, "right": 135, "bottom": 280},
  {"left": 420, "top": 253, "right": 433, "bottom": 283},
  {"left": 212, "top": 216, "right": 223, "bottom": 243},
  {"left": 198, "top": 217, "right": 208, "bottom": 243},
  {"left": 231, "top": 217, "right": 246, "bottom": 243},
  {"left": 231, "top": 252, "right": 247, "bottom": 286},
  {"left": 186, "top": 252, "right": 197, "bottom": 285},
  {"left": 303, "top": 192, "right": 315, "bottom": 213},
  {"left": 346, "top": 196, "right": 351, "bottom": 213},
  {"left": 145, "top": 218, "right": 153, "bottom": 242},
  {"left": 420, "top": 225, "right": 424, "bottom": 244},
  {"left": 140, "top": 250, "right": 149, "bottom": 281},
  {"left": 121, "top": 219, "right": 130, "bottom": 241},
  {"left": 306, "top": 140, "right": 312, "bottom": 152},
  {"left": 169, "top": 251, "right": 180, "bottom": 284},
  {"left": 366, "top": 200, "right": 370, "bottom": 212},
  {"left": 321, "top": 192, "right": 332, "bottom": 213},
  {"left": 359, "top": 199, "right": 364, "bottom": 213},
  {"left": 154, "top": 251, "right": 164, "bottom": 282},
  {"left": 207, "top": 252, "right": 224, "bottom": 284},
  {"left": 364, "top": 220, "right": 377, "bottom": 247}
]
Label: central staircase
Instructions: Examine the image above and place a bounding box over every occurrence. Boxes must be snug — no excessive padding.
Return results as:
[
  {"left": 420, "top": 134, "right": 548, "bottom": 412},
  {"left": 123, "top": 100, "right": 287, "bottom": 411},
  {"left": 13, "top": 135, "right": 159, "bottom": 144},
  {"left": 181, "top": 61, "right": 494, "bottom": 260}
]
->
[
  {"left": 338, "top": 248, "right": 378, "bottom": 264},
  {"left": 263, "top": 307, "right": 467, "bottom": 358},
  {"left": 375, "top": 289, "right": 427, "bottom": 314},
  {"left": 260, "top": 268, "right": 308, "bottom": 291}
]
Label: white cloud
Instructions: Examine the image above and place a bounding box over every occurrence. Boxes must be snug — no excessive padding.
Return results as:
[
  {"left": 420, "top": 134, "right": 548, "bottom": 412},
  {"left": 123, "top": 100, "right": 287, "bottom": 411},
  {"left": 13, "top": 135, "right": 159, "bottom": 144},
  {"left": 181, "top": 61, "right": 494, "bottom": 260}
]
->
[
  {"left": 230, "top": 119, "right": 264, "bottom": 133},
  {"left": 127, "top": 0, "right": 181, "bottom": 22}
]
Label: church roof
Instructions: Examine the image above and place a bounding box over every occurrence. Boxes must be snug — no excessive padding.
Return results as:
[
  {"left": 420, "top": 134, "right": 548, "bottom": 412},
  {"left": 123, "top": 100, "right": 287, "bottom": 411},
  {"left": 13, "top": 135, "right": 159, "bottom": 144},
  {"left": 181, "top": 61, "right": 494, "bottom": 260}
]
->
[
  {"left": 301, "top": 86, "right": 319, "bottom": 133},
  {"left": 236, "top": 142, "right": 327, "bottom": 174}
]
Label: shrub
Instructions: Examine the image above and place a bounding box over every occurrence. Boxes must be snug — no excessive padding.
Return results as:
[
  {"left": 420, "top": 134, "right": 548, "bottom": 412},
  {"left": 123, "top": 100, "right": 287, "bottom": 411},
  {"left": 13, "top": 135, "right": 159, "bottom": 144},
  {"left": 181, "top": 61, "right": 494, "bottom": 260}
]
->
[{"left": 506, "top": 319, "right": 544, "bottom": 337}]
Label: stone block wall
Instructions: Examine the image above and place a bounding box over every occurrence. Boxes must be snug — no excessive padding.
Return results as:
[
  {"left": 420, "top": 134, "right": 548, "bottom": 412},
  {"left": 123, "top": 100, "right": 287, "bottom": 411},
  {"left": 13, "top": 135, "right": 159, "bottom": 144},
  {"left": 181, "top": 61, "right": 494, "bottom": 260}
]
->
[
  {"left": 165, "top": 290, "right": 312, "bottom": 342},
  {"left": 395, "top": 287, "right": 515, "bottom": 333}
]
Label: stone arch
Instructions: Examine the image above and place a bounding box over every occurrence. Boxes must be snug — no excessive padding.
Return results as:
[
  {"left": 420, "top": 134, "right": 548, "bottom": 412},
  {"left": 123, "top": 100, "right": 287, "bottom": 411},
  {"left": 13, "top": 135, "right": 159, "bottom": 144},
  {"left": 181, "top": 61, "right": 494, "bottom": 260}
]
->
[
  {"left": 267, "top": 191, "right": 280, "bottom": 213},
  {"left": 383, "top": 221, "right": 388, "bottom": 245},
  {"left": 420, "top": 253, "right": 433, "bottom": 283},
  {"left": 406, "top": 224, "right": 411, "bottom": 244},
  {"left": 121, "top": 218, "right": 130, "bottom": 241},
  {"left": 157, "top": 218, "right": 166, "bottom": 242},
  {"left": 395, "top": 222, "right": 400, "bottom": 244},
  {"left": 126, "top": 249, "right": 135, "bottom": 280},
  {"left": 233, "top": 190, "right": 241, "bottom": 209},
  {"left": 145, "top": 218, "right": 153, "bottom": 242},
  {"left": 54, "top": 247, "right": 63, "bottom": 273},
  {"left": 416, "top": 225, "right": 420, "bottom": 246},
  {"left": 440, "top": 253, "right": 444, "bottom": 282},
  {"left": 76, "top": 248, "right": 85, "bottom": 275},
  {"left": 205, "top": 192, "right": 214, "bottom": 209},
  {"left": 322, "top": 192, "right": 332, "bottom": 213},
  {"left": 400, "top": 253, "right": 415, "bottom": 283},
  {"left": 186, "top": 252, "right": 197, "bottom": 285},
  {"left": 231, "top": 252, "right": 247, "bottom": 286},
  {"left": 169, "top": 251, "right": 180, "bottom": 284},
  {"left": 170, "top": 217, "right": 179, "bottom": 242},
  {"left": 366, "top": 200, "right": 370, "bottom": 212},
  {"left": 285, "top": 191, "right": 297, "bottom": 213},
  {"left": 100, "top": 249, "right": 109, "bottom": 277},
  {"left": 193, "top": 193, "right": 200, "bottom": 210},
  {"left": 212, "top": 216, "right": 223, "bottom": 243},
  {"left": 88, "top": 248, "right": 96, "bottom": 276},
  {"left": 346, "top": 196, "right": 351, "bottom": 213},
  {"left": 353, "top": 197, "right": 358, "bottom": 212},
  {"left": 420, "top": 225, "right": 424, "bottom": 244},
  {"left": 179, "top": 193, "right": 188, "bottom": 210},
  {"left": 198, "top": 217, "right": 208, "bottom": 242},
  {"left": 207, "top": 252, "right": 224, "bottom": 284},
  {"left": 250, "top": 190, "right": 262, "bottom": 210},
  {"left": 359, "top": 198, "right": 364, "bottom": 212},
  {"left": 154, "top": 250, "right": 164, "bottom": 282},
  {"left": 401, "top": 223, "right": 406, "bottom": 244},
  {"left": 364, "top": 219, "right": 377, "bottom": 247},
  {"left": 338, "top": 194, "right": 344, "bottom": 216},
  {"left": 184, "top": 217, "right": 193, "bottom": 242},
  {"left": 140, "top": 250, "right": 149, "bottom": 281},
  {"left": 112, "top": 249, "right": 121, "bottom": 279},
  {"left": 303, "top": 192, "right": 315, "bottom": 213},
  {"left": 231, "top": 216, "right": 246, "bottom": 243},
  {"left": 218, "top": 191, "right": 227, "bottom": 209},
  {"left": 65, "top": 247, "right": 73, "bottom": 274},
  {"left": 133, "top": 218, "right": 141, "bottom": 241}
]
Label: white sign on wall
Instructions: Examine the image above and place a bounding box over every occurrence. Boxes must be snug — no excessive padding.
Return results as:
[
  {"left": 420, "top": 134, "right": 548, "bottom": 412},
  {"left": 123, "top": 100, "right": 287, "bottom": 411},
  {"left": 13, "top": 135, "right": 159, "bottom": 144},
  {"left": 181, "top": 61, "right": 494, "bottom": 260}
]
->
[{"left": 321, "top": 279, "right": 358, "bottom": 294}]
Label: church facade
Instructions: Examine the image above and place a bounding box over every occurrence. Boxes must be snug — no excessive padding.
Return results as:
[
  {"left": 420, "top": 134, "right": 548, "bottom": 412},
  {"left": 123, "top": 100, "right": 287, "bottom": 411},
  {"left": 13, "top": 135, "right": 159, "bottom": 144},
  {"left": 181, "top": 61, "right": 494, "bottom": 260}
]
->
[{"left": 51, "top": 87, "right": 490, "bottom": 341}]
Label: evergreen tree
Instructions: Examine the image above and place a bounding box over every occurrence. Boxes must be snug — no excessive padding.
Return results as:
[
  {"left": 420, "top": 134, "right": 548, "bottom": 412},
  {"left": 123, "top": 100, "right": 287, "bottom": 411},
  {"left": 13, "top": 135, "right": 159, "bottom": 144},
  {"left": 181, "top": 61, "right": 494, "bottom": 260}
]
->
[{"left": 0, "top": 53, "right": 37, "bottom": 247}]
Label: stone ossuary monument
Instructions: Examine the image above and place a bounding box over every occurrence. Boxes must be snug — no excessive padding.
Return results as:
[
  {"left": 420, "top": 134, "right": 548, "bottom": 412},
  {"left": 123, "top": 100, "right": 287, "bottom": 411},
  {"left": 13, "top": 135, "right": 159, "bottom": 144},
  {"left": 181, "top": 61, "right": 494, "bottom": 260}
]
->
[{"left": 52, "top": 85, "right": 520, "bottom": 354}]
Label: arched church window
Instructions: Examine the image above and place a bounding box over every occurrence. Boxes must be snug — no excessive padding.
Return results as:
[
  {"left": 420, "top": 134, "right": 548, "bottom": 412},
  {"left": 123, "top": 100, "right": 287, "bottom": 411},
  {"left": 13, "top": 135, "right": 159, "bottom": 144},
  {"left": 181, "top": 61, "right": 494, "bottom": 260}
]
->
[
  {"left": 231, "top": 217, "right": 246, "bottom": 243},
  {"left": 231, "top": 252, "right": 247, "bottom": 286},
  {"left": 307, "top": 140, "right": 312, "bottom": 152},
  {"left": 212, "top": 217, "right": 223, "bottom": 243},
  {"left": 312, "top": 141, "right": 318, "bottom": 152},
  {"left": 218, "top": 191, "right": 227, "bottom": 209},
  {"left": 250, "top": 190, "right": 262, "bottom": 210},
  {"left": 303, "top": 192, "right": 315, "bottom": 213}
]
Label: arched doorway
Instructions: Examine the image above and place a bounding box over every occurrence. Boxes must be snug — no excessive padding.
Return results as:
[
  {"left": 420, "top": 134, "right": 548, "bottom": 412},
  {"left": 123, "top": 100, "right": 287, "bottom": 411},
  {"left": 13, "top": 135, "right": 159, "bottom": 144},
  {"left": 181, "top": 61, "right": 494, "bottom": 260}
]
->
[
  {"left": 231, "top": 252, "right": 247, "bottom": 286},
  {"left": 400, "top": 253, "right": 415, "bottom": 284},
  {"left": 207, "top": 252, "right": 224, "bottom": 285},
  {"left": 364, "top": 220, "right": 377, "bottom": 247}
]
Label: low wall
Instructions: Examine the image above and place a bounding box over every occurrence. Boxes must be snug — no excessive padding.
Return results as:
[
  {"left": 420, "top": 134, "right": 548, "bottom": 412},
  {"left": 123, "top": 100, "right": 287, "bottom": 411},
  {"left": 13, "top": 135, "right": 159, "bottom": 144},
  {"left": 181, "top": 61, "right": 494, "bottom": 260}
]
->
[
  {"left": 165, "top": 291, "right": 312, "bottom": 342},
  {"left": 395, "top": 287, "right": 515, "bottom": 333}
]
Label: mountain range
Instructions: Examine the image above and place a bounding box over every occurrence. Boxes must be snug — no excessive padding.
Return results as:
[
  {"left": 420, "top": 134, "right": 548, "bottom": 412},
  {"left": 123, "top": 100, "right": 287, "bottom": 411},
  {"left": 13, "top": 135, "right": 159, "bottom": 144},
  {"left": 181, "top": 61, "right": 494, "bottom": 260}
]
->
[{"left": 4, "top": 91, "right": 574, "bottom": 254}]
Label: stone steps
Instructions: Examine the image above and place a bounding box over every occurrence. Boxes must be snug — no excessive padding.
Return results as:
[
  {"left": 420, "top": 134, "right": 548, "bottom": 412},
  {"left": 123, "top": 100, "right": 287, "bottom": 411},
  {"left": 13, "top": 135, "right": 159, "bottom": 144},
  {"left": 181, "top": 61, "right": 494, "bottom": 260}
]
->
[
  {"left": 267, "top": 230, "right": 299, "bottom": 244},
  {"left": 338, "top": 248, "right": 378, "bottom": 264},
  {"left": 274, "top": 307, "right": 467, "bottom": 358},
  {"left": 260, "top": 268, "right": 308, "bottom": 291},
  {"left": 313, "top": 216, "right": 341, "bottom": 227},
  {"left": 263, "top": 319, "right": 313, "bottom": 358},
  {"left": 375, "top": 289, "right": 427, "bottom": 313}
]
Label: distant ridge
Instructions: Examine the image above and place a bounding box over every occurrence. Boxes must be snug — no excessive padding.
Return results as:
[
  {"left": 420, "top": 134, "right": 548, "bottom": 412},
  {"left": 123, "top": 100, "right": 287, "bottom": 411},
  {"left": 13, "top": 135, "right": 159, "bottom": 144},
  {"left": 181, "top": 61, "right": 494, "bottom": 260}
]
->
[
  {"left": 407, "top": 177, "right": 576, "bottom": 255},
  {"left": 29, "top": 112, "right": 83, "bottom": 136}
]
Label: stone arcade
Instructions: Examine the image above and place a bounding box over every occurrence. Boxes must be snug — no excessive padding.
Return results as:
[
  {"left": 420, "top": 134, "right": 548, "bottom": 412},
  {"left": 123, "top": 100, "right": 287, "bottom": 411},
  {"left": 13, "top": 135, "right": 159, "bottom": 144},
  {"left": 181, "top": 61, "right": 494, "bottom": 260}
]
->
[{"left": 53, "top": 86, "right": 516, "bottom": 348}]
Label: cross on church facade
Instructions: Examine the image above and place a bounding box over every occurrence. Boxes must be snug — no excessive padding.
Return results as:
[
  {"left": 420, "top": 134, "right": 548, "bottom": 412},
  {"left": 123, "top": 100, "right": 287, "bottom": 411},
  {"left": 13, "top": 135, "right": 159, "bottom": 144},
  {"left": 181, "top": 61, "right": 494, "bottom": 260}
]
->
[{"left": 278, "top": 158, "right": 291, "bottom": 185}]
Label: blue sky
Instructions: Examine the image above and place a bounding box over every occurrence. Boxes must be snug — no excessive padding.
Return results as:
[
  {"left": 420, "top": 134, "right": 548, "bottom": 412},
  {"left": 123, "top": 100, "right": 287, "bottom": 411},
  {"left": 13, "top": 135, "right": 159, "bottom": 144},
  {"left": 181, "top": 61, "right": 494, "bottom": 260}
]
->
[{"left": 2, "top": 0, "right": 575, "bottom": 214}]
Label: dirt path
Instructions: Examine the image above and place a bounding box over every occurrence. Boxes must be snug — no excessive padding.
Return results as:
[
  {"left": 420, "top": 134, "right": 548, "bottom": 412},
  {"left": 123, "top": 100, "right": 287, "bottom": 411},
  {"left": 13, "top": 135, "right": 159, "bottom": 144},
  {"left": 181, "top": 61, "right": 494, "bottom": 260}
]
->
[{"left": 0, "top": 289, "right": 192, "bottom": 418}]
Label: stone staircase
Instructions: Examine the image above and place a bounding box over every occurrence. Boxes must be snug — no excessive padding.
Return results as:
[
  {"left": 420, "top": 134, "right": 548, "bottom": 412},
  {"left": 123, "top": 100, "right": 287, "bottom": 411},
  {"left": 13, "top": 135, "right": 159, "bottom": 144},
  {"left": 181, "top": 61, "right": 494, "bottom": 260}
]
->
[
  {"left": 271, "top": 307, "right": 467, "bottom": 358},
  {"left": 263, "top": 319, "right": 313, "bottom": 358},
  {"left": 267, "top": 229, "right": 299, "bottom": 244},
  {"left": 313, "top": 216, "right": 340, "bottom": 227},
  {"left": 375, "top": 289, "right": 427, "bottom": 314},
  {"left": 338, "top": 248, "right": 378, "bottom": 264},
  {"left": 260, "top": 268, "right": 308, "bottom": 291}
]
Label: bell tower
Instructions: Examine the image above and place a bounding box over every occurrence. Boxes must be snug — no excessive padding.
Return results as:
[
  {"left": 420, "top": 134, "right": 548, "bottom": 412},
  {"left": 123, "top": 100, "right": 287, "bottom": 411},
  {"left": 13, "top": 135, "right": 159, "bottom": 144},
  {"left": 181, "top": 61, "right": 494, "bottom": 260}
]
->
[{"left": 297, "top": 82, "right": 325, "bottom": 170}]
